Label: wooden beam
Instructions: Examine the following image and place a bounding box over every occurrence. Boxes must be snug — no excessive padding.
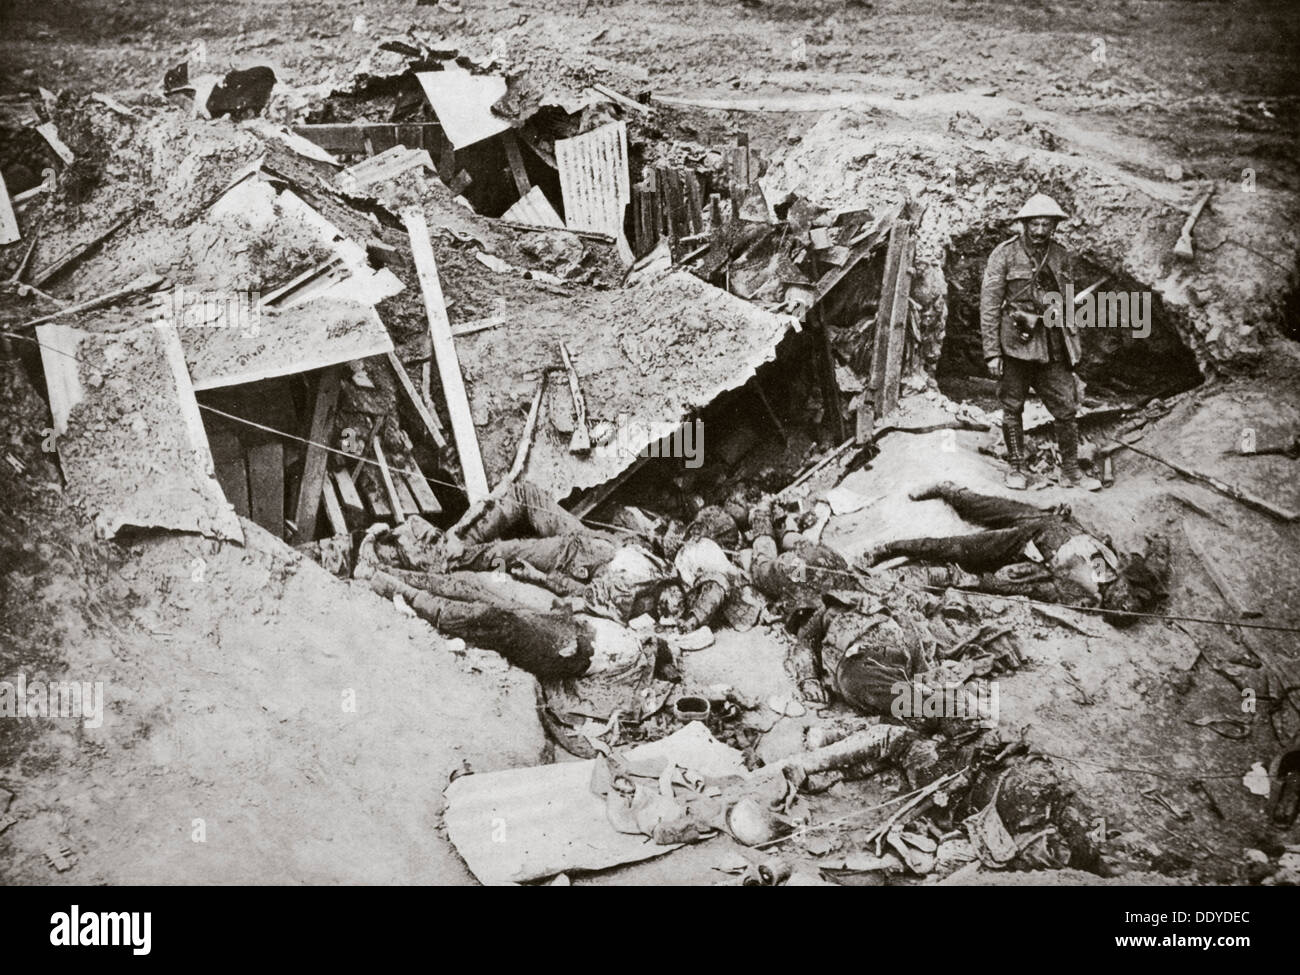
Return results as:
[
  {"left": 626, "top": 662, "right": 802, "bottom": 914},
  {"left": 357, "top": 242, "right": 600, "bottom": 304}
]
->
[
  {"left": 291, "top": 366, "right": 342, "bottom": 541},
  {"left": 570, "top": 454, "right": 650, "bottom": 519},
  {"left": 320, "top": 478, "right": 349, "bottom": 536},
  {"left": 247, "top": 441, "right": 285, "bottom": 538},
  {"left": 385, "top": 351, "right": 447, "bottom": 448},
  {"left": 357, "top": 470, "right": 393, "bottom": 520},
  {"left": 291, "top": 123, "right": 443, "bottom": 155},
  {"left": 405, "top": 469, "right": 443, "bottom": 516},
  {"left": 372, "top": 436, "right": 405, "bottom": 524},
  {"left": 396, "top": 478, "right": 420, "bottom": 519},
  {"left": 502, "top": 131, "right": 531, "bottom": 197},
  {"left": 332, "top": 469, "right": 365, "bottom": 518},
  {"left": 402, "top": 208, "right": 490, "bottom": 501},
  {"left": 209, "top": 430, "right": 250, "bottom": 518},
  {"left": 559, "top": 341, "right": 591, "bottom": 454},
  {"left": 879, "top": 227, "right": 915, "bottom": 419}
]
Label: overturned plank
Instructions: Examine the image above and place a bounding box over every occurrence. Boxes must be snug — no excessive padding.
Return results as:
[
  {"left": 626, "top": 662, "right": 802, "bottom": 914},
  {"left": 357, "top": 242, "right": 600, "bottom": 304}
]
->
[
  {"left": 247, "top": 441, "right": 286, "bottom": 539},
  {"left": 559, "top": 341, "right": 591, "bottom": 454},
  {"left": 403, "top": 207, "right": 489, "bottom": 501},
  {"left": 291, "top": 366, "right": 342, "bottom": 541},
  {"left": 385, "top": 350, "right": 447, "bottom": 448}
]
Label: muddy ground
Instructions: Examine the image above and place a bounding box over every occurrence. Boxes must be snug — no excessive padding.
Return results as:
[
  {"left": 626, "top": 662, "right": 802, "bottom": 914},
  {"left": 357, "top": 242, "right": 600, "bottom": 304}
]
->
[{"left": 2, "top": 0, "right": 1299, "bottom": 885}]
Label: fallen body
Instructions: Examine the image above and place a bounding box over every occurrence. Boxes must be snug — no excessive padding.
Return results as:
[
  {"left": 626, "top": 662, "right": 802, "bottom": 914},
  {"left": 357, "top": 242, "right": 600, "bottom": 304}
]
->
[{"left": 860, "top": 481, "right": 1170, "bottom": 619}]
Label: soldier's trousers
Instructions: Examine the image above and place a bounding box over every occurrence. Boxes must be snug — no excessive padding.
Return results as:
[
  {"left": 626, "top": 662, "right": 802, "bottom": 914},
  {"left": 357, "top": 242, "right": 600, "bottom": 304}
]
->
[{"left": 1000, "top": 355, "right": 1076, "bottom": 421}]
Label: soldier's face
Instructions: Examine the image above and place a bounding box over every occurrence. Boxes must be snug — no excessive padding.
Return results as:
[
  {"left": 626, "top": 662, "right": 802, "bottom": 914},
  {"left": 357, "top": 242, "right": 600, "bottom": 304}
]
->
[{"left": 1025, "top": 217, "right": 1056, "bottom": 245}]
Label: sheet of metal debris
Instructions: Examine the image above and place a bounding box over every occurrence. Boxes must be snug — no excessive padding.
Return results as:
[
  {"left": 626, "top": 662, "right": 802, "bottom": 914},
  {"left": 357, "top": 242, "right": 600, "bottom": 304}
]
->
[
  {"left": 443, "top": 722, "right": 744, "bottom": 885},
  {"left": 36, "top": 321, "right": 243, "bottom": 542}
]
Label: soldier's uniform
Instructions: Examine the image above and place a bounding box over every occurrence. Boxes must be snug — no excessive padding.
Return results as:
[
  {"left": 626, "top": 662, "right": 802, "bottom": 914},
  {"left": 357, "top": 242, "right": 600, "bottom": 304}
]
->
[{"left": 980, "top": 193, "right": 1097, "bottom": 490}]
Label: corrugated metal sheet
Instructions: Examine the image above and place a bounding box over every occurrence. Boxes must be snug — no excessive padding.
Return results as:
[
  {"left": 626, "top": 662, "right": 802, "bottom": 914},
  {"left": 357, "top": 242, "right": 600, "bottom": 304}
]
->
[
  {"left": 555, "top": 121, "right": 629, "bottom": 236},
  {"left": 458, "top": 270, "right": 798, "bottom": 500},
  {"left": 502, "top": 185, "right": 564, "bottom": 228},
  {"left": 335, "top": 145, "right": 434, "bottom": 195},
  {"left": 36, "top": 322, "right": 243, "bottom": 543},
  {"left": 443, "top": 722, "right": 744, "bottom": 885},
  {"left": 415, "top": 65, "right": 511, "bottom": 150}
]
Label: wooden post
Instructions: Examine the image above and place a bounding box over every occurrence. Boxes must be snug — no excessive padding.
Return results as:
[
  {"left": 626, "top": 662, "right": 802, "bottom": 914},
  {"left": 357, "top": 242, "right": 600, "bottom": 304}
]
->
[
  {"left": 402, "top": 208, "right": 490, "bottom": 501},
  {"left": 292, "top": 366, "right": 342, "bottom": 541},
  {"left": 372, "top": 436, "right": 405, "bottom": 524},
  {"left": 247, "top": 441, "right": 285, "bottom": 538},
  {"left": 386, "top": 351, "right": 447, "bottom": 448},
  {"left": 502, "top": 132, "right": 531, "bottom": 197},
  {"left": 880, "top": 228, "right": 915, "bottom": 418}
]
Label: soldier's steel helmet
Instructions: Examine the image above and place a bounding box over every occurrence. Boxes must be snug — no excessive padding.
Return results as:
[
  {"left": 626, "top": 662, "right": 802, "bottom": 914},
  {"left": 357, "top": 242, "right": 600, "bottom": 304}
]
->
[{"left": 1012, "top": 193, "right": 1069, "bottom": 222}]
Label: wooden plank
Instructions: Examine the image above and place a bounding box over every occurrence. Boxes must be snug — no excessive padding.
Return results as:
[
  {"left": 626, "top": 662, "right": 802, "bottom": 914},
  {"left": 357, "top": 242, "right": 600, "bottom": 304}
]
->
[
  {"left": 291, "top": 366, "right": 342, "bottom": 541},
  {"left": 405, "top": 469, "right": 443, "bottom": 515},
  {"left": 396, "top": 478, "right": 420, "bottom": 518},
  {"left": 357, "top": 469, "right": 393, "bottom": 520},
  {"left": 332, "top": 469, "right": 365, "bottom": 518},
  {"left": 320, "top": 477, "right": 349, "bottom": 535},
  {"left": 386, "top": 351, "right": 447, "bottom": 448},
  {"left": 208, "top": 430, "right": 250, "bottom": 518},
  {"left": 247, "top": 441, "right": 285, "bottom": 538},
  {"left": 559, "top": 341, "right": 592, "bottom": 454},
  {"left": 590, "top": 82, "right": 650, "bottom": 116},
  {"left": 402, "top": 208, "right": 490, "bottom": 501},
  {"left": 372, "top": 437, "right": 406, "bottom": 524},
  {"left": 879, "top": 228, "right": 915, "bottom": 418},
  {"left": 684, "top": 171, "right": 704, "bottom": 235},
  {"left": 813, "top": 308, "right": 847, "bottom": 443},
  {"left": 502, "top": 131, "right": 531, "bottom": 197},
  {"left": 291, "top": 123, "right": 443, "bottom": 155},
  {"left": 351, "top": 414, "right": 385, "bottom": 480},
  {"left": 570, "top": 455, "right": 649, "bottom": 519},
  {"left": 1120, "top": 440, "right": 1299, "bottom": 522}
]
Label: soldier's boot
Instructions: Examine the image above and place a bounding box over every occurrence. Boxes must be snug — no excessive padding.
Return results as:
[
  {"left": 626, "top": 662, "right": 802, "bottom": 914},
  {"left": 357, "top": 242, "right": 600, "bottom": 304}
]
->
[
  {"left": 1056, "top": 419, "right": 1102, "bottom": 491},
  {"left": 1002, "top": 416, "right": 1029, "bottom": 490}
]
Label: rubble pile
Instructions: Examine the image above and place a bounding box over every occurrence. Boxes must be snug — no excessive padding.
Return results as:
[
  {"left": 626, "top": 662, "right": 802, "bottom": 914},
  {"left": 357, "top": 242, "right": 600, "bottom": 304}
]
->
[{"left": 4, "top": 31, "right": 1299, "bottom": 889}]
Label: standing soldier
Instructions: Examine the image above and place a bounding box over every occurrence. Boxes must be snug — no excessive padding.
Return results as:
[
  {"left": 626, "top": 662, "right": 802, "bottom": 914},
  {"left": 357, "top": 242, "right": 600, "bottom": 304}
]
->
[{"left": 981, "top": 193, "right": 1101, "bottom": 491}]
